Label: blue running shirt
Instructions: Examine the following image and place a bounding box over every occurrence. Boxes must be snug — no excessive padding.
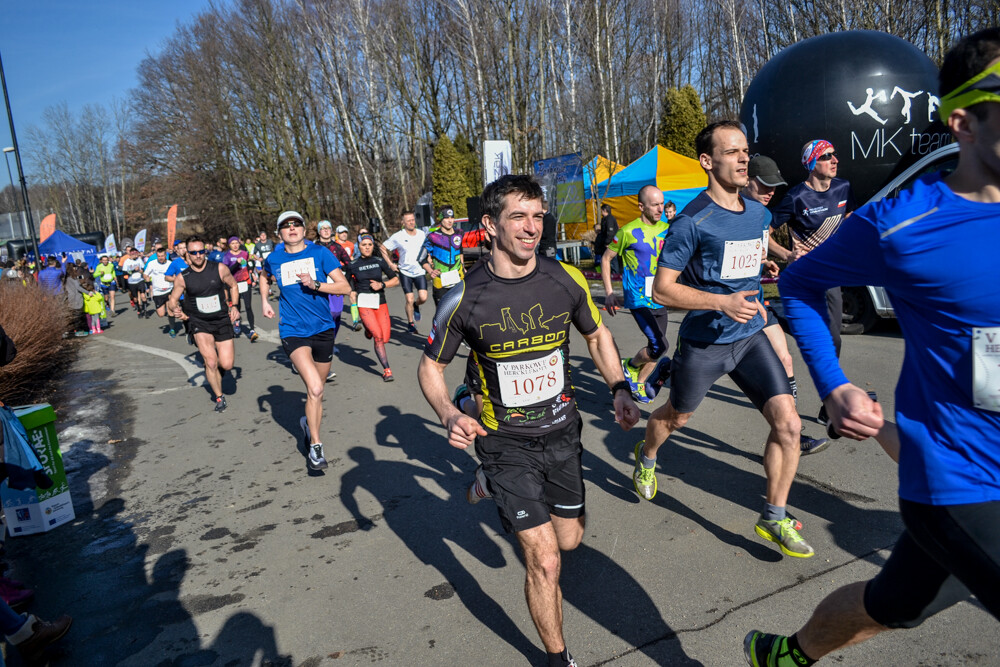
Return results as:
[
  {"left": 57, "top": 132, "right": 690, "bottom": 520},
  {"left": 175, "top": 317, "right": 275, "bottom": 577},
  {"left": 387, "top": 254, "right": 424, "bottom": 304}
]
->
[
  {"left": 780, "top": 174, "right": 1000, "bottom": 505},
  {"left": 658, "top": 191, "right": 771, "bottom": 344},
  {"left": 608, "top": 217, "right": 669, "bottom": 310},
  {"left": 263, "top": 243, "right": 342, "bottom": 338}
]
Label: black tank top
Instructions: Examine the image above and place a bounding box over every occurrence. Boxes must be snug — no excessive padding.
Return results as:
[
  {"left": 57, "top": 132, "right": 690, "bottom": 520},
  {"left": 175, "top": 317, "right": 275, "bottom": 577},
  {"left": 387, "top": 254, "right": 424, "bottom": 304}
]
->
[{"left": 181, "top": 261, "right": 229, "bottom": 321}]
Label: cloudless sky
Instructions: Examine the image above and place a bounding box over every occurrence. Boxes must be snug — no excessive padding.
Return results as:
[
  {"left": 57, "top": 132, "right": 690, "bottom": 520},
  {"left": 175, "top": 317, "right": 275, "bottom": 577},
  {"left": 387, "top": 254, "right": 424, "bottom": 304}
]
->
[{"left": 1, "top": 0, "right": 217, "bottom": 177}]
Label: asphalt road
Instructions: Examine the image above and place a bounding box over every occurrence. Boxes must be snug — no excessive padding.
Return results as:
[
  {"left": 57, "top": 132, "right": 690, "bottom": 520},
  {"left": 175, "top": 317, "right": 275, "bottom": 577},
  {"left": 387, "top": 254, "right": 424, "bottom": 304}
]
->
[{"left": 7, "top": 287, "right": 995, "bottom": 667}]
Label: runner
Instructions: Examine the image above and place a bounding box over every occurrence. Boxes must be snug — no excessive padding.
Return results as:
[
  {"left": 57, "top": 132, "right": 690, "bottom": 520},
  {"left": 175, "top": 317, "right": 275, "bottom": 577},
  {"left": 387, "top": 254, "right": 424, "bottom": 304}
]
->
[
  {"left": 639, "top": 120, "right": 813, "bottom": 559},
  {"left": 254, "top": 231, "right": 275, "bottom": 299},
  {"left": 345, "top": 234, "right": 399, "bottom": 381},
  {"left": 743, "top": 155, "right": 829, "bottom": 455},
  {"left": 744, "top": 29, "right": 1000, "bottom": 665},
  {"left": 208, "top": 236, "right": 228, "bottom": 263},
  {"left": 601, "top": 184, "right": 671, "bottom": 403},
  {"left": 419, "top": 206, "right": 468, "bottom": 308},
  {"left": 92, "top": 255, "right": 118, "bottom": 316},
  {"left": 418, "top": 174, "right": 640, "bottom": 667},
  {"left": 382, "top": 210, "right": 427, "bottom": 334},
  {"left": 314, "top": 220, "right": 351, "bottom": 356},
  {"left": 222, "top": 235, "right": 259, "bottom": 341},
  {"left": 260, "top": 211, "right": 351, "bottom": 471},
  {"left": 166, "top": 236, "right": 241, "bottom": 413},
  {"left": 122, "top": 247, "right": 148, "bottom": 317},
  {"left": 143, "top": 246, "right": 179, "bottom": 336}
]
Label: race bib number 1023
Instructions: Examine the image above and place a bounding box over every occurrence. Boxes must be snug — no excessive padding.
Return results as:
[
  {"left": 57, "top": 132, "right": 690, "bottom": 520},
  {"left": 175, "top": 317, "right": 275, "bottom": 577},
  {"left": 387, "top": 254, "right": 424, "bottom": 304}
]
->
[{"left": 496, "top": 351, "right": 565, "bottom": 408}]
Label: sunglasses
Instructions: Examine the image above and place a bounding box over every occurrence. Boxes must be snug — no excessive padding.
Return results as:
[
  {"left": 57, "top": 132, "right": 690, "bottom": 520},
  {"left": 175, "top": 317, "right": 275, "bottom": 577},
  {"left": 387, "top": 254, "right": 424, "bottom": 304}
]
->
[
  {"left": 188, "top": 249, "right": 208, "bottom": 256},
  {"left": 278, "top": 220, "right": 304, "bottom": 230},
  {"left": 816, "top": 152, "right": 838, "bottom": 161}
]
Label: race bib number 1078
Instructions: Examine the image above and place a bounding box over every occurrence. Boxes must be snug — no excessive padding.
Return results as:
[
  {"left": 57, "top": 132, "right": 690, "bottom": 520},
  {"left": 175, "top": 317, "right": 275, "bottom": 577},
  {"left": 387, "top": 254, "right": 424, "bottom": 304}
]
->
[{"left": 496, "top": 351, "right": 565, "bottom": 407}]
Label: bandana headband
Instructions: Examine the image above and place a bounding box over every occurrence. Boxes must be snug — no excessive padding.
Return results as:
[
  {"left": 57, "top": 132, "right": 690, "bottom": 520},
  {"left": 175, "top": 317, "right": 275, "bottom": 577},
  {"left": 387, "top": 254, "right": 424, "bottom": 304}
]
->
[
  {"left": 357, "top": 234, "right": 374, "bottom": 244},
  {"left": 939, "top": 61, "right": 1000, "bottom": 122},
  {"left": 801, "top": 140, "right": 834, "bottom": 171}
]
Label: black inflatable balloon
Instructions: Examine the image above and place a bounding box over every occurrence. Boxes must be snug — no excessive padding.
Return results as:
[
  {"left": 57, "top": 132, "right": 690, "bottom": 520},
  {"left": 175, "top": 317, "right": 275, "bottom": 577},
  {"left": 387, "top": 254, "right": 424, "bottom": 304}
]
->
[{"left": 740, "top": 31, "right": 950, "bottom": 203}]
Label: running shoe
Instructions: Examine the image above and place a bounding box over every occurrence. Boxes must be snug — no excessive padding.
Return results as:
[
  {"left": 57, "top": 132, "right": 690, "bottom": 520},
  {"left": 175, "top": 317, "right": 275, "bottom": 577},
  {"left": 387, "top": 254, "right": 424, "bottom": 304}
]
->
[
  {"left": 799, "top": 434, "right": 830, "bottom": 456},
  {"left": 754, "top": 516, "right": 815, "bottom": 558},
  {"left": 327, "top": 369, "right": 336, "bottom": 381},
  {"left": 632, "top": 383, "right": 652, "bottom": 404},
  {"left": 467, "top": 464, "right": 491, "bottom": 504},
  {"left": 644, "top": 356, "right": 672, "bottom": 401},
  {"left": 632, "top": 441, "right": 657, "bottom": 500},
  {"left": 352, "top": 319, "right": 362, "bottom": 332},
  {"left": 214, "top": 396, "right": 227, "bottom": 413},
  {"left": 249, "top": 329, "right": 259, "bottom": 342},
  {"left": 743, "top": 631, "right": 800, "bottom": 667},
  {"left": 300, "top": 415, "right": 310, "bottom": 450},
  {"left": 308, "top": 443, "right": 328, "bottom": 471},
  {"left": 382, "top": 368, "right": 394, "bottom": 382},
  {"left": 817, "top": 404, "right": 829, "bottom": 426},
  {"left": 452, "top": 383, "right": 471, "bottom": 412},
  {"left": 621, "top": 358, "right": 640, "bottom": 392},
  {"left": 414, "top": 305, "right": 421, "bottom": 321},
  {"left": 169, "top": 329, "right": 177, "bottom": 338},
  {"left": 408, "top": 322, "right": 418, "bottom": 334}
]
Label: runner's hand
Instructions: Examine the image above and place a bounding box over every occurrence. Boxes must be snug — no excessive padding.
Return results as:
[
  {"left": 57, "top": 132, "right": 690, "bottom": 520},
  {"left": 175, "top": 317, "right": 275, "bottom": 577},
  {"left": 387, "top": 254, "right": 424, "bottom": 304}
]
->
[
  {"left": 445, "top": 413, "right": 487, "bottom": 450},
  {"left": 721, "top": 290, "right": 761, "bottom": 323},
  {"left": 297, "top": 272, "right": 315, "bottom": 290},
  {"left": 826, "top": 383, "right": 883, "bottom": 440},
  {"left": 262, "top": 302, "right": 275, "bottom": 319},
  {"left": 605, "top": 292, "right": 619, "bottom": 316},
  {"left": 763, "top": 259, "right": 780, "bottom": 277},
  {"left": 613, "top": 393, "right": 640, "bottom": 431}
]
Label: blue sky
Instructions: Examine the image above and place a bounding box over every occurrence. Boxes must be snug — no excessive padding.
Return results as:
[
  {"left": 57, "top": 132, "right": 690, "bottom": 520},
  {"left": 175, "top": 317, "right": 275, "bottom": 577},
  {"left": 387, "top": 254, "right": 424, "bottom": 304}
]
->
[{"left": 1, "top": 1, "right": 215, "bottom": 174}]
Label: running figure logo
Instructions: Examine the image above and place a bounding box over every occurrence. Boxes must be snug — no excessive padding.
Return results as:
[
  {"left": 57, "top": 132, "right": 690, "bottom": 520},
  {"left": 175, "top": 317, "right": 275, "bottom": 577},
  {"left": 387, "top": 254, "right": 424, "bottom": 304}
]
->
[{"left": 847, "top": 88, "right": 889, "bottom": 125}]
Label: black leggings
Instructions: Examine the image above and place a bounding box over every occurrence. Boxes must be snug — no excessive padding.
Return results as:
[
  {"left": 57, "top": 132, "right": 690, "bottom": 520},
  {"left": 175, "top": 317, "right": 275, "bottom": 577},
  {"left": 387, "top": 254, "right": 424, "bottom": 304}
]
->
[
  {"left": 235, "top": 286, "right": 255, "bottom": 329},
  {"left": 864, "top": 498, "right": 1000, "bottom": 628}
]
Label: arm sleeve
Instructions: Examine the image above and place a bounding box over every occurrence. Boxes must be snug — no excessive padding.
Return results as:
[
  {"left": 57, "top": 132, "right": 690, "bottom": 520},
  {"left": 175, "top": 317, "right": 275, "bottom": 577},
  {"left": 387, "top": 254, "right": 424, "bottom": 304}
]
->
[
  {"left": 423, "top": 285, "right": 466, "bottom": 363},
  {"left": 780, "top": 209, "right": 889, "bottom": 398}
]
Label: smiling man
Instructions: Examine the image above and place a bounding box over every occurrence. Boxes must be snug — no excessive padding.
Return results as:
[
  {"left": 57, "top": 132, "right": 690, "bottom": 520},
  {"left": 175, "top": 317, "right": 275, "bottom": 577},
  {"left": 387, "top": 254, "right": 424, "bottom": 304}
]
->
[
  {"left": 418, "top": 174, "right": 640, "bottom": 667},
  {"left": 636, "top": 120, "right": 812, "bottom": 559}
]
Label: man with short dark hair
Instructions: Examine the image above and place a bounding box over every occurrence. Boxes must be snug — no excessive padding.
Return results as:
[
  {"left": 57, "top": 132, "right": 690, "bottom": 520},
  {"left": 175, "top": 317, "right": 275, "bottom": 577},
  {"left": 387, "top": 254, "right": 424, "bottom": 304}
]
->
[
  {"left": 419, "top": 174, "right": 639, "bottom": 667},
  {"left": 744, "top": 29, "right": 1000, "bottom": 666},
  {"left": 594, "top": 203, "right": 618, "bottom": 274},
  {"left": 638, "top": 121, "right": 813, "bottom": 560},
  {"left": 383, "top": 210, "right": 427, "bottom": 333}
]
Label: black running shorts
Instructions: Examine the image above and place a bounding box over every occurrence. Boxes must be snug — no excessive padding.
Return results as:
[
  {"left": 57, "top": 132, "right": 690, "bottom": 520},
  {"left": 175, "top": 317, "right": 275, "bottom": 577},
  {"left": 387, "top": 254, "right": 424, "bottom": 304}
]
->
[
  {"left": 400, "top": 274, "right": 428, "bottom": 294},
  {"left": 667, "top": 329, "right": 790, "bottom": 413},
  {"left": 864, "top": 498, "right": 1000, "bottom": 628},
  {"left": 282, "top": 328, "right": 336, "bottom": 363},
  {"left": 127, "top": 282, "right": 144, "bottom": 299},
  {"left": 153, "top": 293, "right": 171, "bottom": 309},
  {"left": 188, "top": 317, "right": 234, "bottom": 343},
  {"left": 475, "top": 416, "right": 585, "bottom": 534}
]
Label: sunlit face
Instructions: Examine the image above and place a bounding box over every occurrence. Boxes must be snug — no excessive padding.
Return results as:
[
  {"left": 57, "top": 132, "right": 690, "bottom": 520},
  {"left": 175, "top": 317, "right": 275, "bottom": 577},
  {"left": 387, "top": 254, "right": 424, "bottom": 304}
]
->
[
  {"left": 176, "top": 243, "right": 187, "bottom": 258},
  {"left": 638, "top": 189, "right": 665, "bottom": 223},
  {"left": 217, "top": 238, "right": 227, "bottom": 250},
  {"left": 259, "top": 232, "right": 267, "bottom": 242},
  {"left": 229, "top": 239, "right": 241, "bottom": 252},
  {"left": 701, "top": 127, "right": 750, "bottom": 190},
  {"left": 440, "top": 215, "right": 455, "bottom": 232},
  {"left": 359, "top": 238, "right": 375, "bottom": 257},
  {"left": 187, "top": 241, "right": 208, "bottom": 267},
  {"left": 402, "top": 214, "right": 416, "bottom": 231},
  {"left": 484, "top": 194, "right": 543, "bottom": 264},
  {"left": 665, "top": 204, "right": 676, "bottom": 220},
  {"left": 812, "top": 146, "right": 838, "bottom": 179},
  {"left": 100, "top": 256, "right": 109, "bottom": 264},
  {"left": 745, "top": 179, "right": 777, "bottom": 205},
  {"left": 278, "top": 218, "right": 305, "bottom": 243}
]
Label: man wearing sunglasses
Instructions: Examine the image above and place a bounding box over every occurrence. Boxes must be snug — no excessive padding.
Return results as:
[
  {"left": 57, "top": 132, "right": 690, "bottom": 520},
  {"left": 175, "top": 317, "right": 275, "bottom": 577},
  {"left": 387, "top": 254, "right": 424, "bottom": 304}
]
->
[
  {"left": 770, "top": 140, "right": 857, "bottom": 394},
  {"left": 261, "top": 211, "right": 352, "bottom": 472}
]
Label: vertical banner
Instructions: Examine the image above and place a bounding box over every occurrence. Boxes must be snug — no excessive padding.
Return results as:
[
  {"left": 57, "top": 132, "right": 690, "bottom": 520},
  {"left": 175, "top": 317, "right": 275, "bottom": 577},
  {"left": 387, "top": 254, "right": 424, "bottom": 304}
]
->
[
  {"left": 104, "top": 234, "right": 118, "bottom": 256},
  {"left": 166, "top": 205, "right": 178, "bottom": 249},
  {"left": 533, "top": 153, "right": 586, "bottom": 224},
  {"left": 39, "top": 214, "right": 56, "bottom": 242},
  {"left": 483, "top": 140, "right": 512, "bottom": 187},
  {"left": 134, "top": 229, "right": 147, "bottom": 253}
]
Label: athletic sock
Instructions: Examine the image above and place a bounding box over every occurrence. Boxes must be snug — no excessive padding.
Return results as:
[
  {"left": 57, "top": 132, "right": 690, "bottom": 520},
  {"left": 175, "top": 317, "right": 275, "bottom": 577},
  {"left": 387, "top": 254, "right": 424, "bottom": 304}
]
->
[
  {"left": 547, "top": 648, "right": 574, "bottom": 667},
  {"left": 762, "top": 503, "right": 786, "bottom": 521},
  {"left": 782, "top": 635, "right": 816, "bottom": 666},
  {"left": 788, "top": 375, "right": 798, "bottom": 404},
  {"left": 641, "top": 452, "right": 657, "bottom": 469}
]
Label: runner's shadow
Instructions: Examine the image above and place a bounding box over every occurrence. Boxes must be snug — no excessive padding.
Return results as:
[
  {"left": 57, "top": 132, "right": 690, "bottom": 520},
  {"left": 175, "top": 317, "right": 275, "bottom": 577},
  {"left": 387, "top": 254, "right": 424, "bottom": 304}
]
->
[
  {"left": 374, "top": 405, "right": 476, "bottom": 477},
  {"left": 256, "top": 384, "right": 320, "bottom": 473},
  {"left": 331, "top": 341, "right": 379, "bottom": 375},
  {"left": 340, "top": 447, "right": 540, "bottom": 663}
]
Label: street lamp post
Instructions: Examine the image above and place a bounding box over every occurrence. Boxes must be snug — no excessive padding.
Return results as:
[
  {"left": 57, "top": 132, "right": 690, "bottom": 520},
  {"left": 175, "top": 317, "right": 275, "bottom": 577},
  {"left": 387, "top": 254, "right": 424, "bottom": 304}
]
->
[
  {"left": 0, "top": 48, "right": 40, "bottom": 266},
  {"left": 3, "top": 147, "right": 27, "bottom": 246}
]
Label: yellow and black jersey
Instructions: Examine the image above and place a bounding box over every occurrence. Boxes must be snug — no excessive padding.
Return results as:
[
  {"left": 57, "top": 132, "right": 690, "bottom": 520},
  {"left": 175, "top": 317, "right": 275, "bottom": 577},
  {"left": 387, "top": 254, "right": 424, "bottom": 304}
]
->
[{"left": 425, "top": 257, "right": 602, "bottom": 436}]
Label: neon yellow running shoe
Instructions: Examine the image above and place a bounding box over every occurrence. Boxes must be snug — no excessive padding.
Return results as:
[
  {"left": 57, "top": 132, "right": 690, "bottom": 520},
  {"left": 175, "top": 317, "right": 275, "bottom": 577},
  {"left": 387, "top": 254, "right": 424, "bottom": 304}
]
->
[
  {"left": 621, "top": 358, "right": 640, "bottom": 392},
  {"left": 754, "top": 516, "right": 815, "bottom": 558},
  {"left": 632, "top": 441, "right": 657, "bottom": 500}
]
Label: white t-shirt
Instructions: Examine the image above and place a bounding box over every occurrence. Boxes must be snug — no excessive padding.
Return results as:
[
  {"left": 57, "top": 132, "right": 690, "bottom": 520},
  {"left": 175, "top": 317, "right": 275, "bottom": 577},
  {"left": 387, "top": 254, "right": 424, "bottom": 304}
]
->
[
  {"left": 384, "top": 229, "right": 427, "bottom": 278},
  {"left": 123, "top": 258, "right": 146, "bottom": 285},
  {"left": 144, "top": 258, "right": 172, "bottom": 295}
]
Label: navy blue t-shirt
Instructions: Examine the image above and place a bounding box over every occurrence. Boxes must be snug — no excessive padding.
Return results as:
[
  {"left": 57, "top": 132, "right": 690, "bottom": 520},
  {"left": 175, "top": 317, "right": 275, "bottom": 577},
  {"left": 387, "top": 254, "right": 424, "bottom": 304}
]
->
[
  {"left": 771, "top": 178, "right": 856, "bottom": 250},
  {"left": 263, "top": 243, "right": 342, "bottom": 338},
  {"left": 658, "top": 190, "right": 771, "bottom": 344}
]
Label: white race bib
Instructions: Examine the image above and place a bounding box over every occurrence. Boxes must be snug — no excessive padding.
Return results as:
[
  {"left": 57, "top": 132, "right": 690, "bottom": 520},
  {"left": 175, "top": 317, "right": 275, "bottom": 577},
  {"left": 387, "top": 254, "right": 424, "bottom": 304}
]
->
[
  {"left": 973, "top": 327, "right": 1000, "bottom": 412},
  {"left": 196, "top": 294, "right": 222, "bottom": 314},
  {"left": 237, "top": 281, "right": 249, "bottom": 293},
  {"left": 280, "top": 258, "right": 317, "bottom": 286},
  {"left": 496, "top": 351, "right": 565, "bottom": 407},
  {"left": 644, "top": 275, "right": 654, "bottom": 298},
  {"left": 440, "top": 269, "right": 461, "bottom": 287},
  {"left": 720, "top": 238, "right": 763, "bottom": 280},
  {"left": 358, "top": 292, "right": 380, "bottom": 309}
]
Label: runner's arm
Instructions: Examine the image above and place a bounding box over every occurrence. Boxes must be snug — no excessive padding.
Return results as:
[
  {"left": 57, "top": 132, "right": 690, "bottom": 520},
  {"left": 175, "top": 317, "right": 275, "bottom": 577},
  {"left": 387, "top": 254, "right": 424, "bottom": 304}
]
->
[
  {"left": 652, "top": 267, "right": 763, "bottom": 323},
  {"left": 600, "top": 247, "right": 620, "bottom": 315},
  {"left": 417, "top": 355, "right": 486, "bottom": 449},
  {"left": 582, "top": 324, "right": 640, "bottom": 430},
  {"left": 259, "top": 271, "right": 275, "bottom": 319},
  {"left": 166, "top": 274, "right": 186, "bottom": 316}
]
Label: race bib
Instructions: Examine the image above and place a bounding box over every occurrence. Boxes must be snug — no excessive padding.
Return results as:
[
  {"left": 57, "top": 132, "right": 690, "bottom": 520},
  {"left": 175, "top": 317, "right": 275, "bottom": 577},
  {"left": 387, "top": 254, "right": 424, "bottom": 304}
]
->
[
  {"left": 358, "top": 292, "right": 380, "bottom": 309},
  {"left": 496, "top": 351, "right": 565, "bottom": 407},
  {"left": 237, "top": 281, "right": 249, "bottom": 293},
  {"left": 196, "top": 294, "right": 222, "bottom": 314},
  {"left": 279, "top": 258, "right": 316, "bottom": 286},
  {"left": 720, "top": 238, "right": 762, "bottom": 280},
  {"left": 645, "top": 276, "right": 654, "bottom": 299},
  {"left": 440, "top": 270, "right": 461, "bottom": 287},
  {"left": 973, "top": 327, "right": 1000, "bottom": 412}
]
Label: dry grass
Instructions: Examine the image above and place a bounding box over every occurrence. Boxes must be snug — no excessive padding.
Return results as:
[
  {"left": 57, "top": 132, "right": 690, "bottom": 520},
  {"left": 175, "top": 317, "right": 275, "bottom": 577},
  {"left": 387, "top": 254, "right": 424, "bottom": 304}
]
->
[{"left": 0, "top": 281, "right": 79, "bottom": 403}]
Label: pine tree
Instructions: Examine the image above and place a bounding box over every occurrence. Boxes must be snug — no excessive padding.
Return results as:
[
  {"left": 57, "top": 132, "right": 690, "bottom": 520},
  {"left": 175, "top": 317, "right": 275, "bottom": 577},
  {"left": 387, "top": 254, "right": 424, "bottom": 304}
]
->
[
  {"left": 454, "top": 131, "right": 481, "bottom": 199},
  {"left": 432, "top": 134, "right": 470, "bottom": 217},
  {"left": 657, "top": 85, "right": 706, "bottom": 158}
]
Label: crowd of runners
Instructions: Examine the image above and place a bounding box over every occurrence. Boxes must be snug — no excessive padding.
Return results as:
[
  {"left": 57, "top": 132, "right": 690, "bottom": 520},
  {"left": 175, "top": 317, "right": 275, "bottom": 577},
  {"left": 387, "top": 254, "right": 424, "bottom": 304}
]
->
[{"left": 1, "top": 27, "right": 997, "bottom": 667}]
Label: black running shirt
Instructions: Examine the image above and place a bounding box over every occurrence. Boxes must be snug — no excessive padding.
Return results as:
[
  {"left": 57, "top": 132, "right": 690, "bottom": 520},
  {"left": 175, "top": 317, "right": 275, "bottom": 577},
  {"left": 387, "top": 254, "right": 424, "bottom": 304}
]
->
[
  {"left": 425, "top": 257, "right": 602, "bottom": 436},
  {"left": 771, "top": 178, "right": 856, "bottom": 250}
]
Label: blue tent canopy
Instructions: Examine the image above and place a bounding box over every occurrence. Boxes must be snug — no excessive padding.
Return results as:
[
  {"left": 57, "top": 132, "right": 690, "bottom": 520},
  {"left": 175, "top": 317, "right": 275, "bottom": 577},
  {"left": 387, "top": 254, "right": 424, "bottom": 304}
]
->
[{"left": 38, "top": 230, "right": 100, "bottom": 269}]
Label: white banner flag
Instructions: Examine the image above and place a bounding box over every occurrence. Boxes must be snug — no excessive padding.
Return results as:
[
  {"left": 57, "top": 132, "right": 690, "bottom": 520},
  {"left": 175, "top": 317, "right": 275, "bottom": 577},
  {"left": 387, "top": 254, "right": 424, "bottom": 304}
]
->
[
  {"left": 134, "top": 229, "right": 147, "bottom": 253},
  {"left": 104, "top": 234, "right": 118, "bottom": 256},
  {"left": 483, "top": 140, "right": 512, "bottom": 187}
]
